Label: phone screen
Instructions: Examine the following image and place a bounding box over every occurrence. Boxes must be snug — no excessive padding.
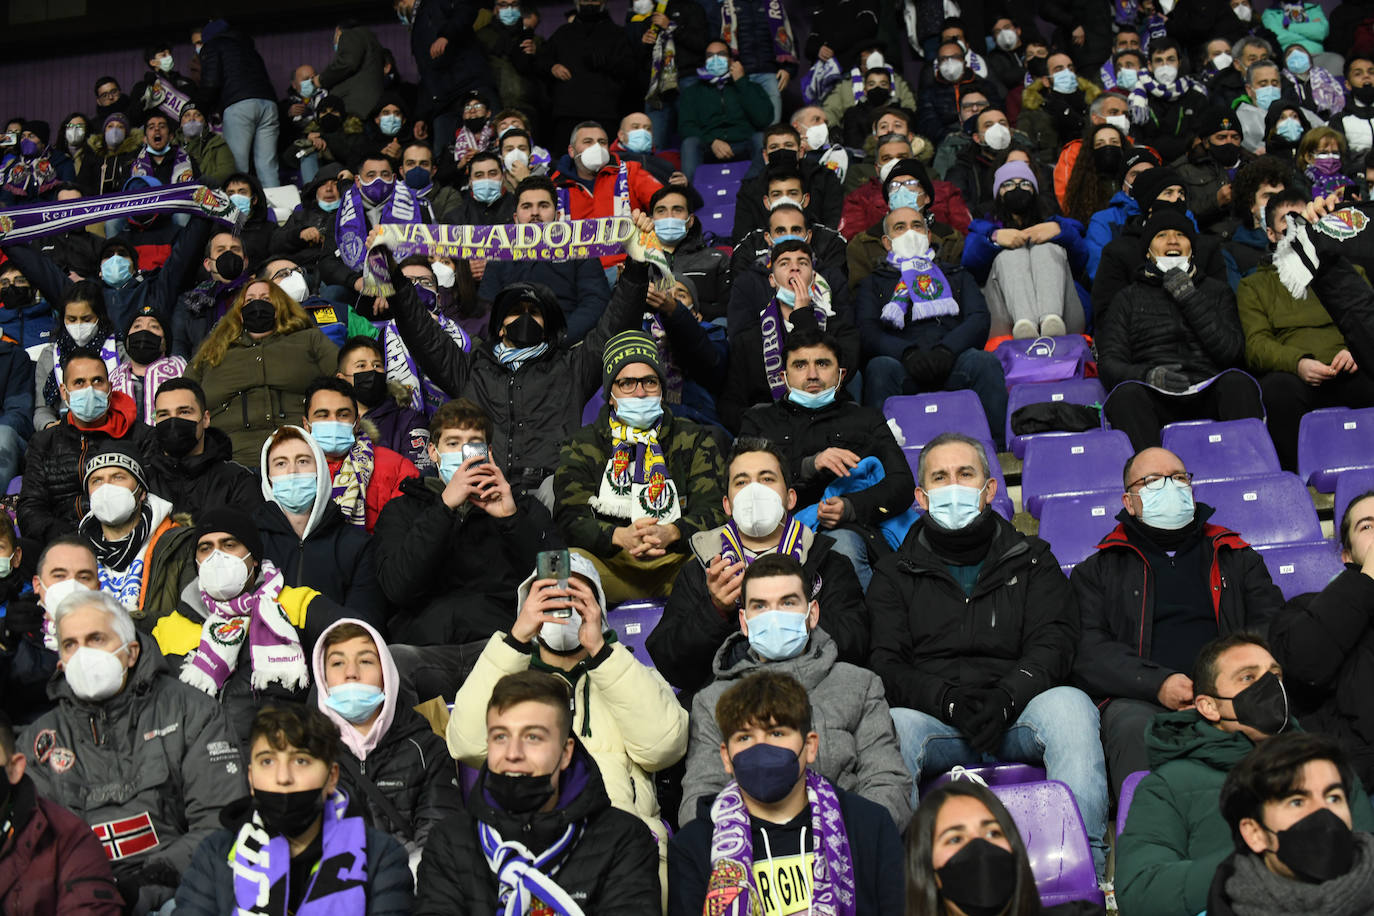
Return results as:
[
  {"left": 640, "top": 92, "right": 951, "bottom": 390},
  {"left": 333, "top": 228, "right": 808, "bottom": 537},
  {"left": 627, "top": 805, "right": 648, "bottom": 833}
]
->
[{"left": 536, "top": 549, "right": 572, "bottom": 617}]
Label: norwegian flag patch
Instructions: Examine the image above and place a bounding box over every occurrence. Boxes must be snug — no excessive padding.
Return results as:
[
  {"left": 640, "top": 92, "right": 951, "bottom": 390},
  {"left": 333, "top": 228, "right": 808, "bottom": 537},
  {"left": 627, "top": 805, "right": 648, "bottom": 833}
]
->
[{"left": 92, "top": 812, "right": 160, "bottom": 861}]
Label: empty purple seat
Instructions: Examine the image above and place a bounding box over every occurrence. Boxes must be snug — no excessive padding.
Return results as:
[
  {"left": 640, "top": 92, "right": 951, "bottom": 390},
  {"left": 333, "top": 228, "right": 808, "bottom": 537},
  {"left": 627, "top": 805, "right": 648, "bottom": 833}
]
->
[
  {"left": 1116, "top": 770, "right": 1149, "bottom": 837},
  {"left": 1298, "top": 407, "right": 1374, "bottom": 492},
  {"left": 991, "top": 780, "right": 1105, "bottom": 908},
  {"left": 883, "top": 390, "right": 993, "bottom": 448},
  {"left": 925, "top": 763, "right": 1047, "bottom": 792},
  {"left": 1255, "top": 540, "right": 1345, "bottom": 599},
  {"left": 691, "top": 162, "right": 749, "bottom": 206},
  {"left": 1006, "top": 378, "right": 1107, "bottom": 459},
  {"left": 1022, "top": 429, "right": 1134, "bottom": 518},
  {"left": 1334, "top": 467, "right": 1374, "bottom": 533},
  {"left": 1038, "top": 490, "right": 1123, "bottom": 572},
  {"left": 697, "top": 204, "right": 736, "bottom": 242},
  {"left": 607, "top": 600, "right": 666, "bottom": 666},
  {"left": 1193, "top": 473, "right": 1322, "bottom": 546},
  {"left": 902, "top": 440, "right": 1015, "bottom": 520},
  {"left": 1160, "top": 418, "right": 1280, "bottom": 482}
]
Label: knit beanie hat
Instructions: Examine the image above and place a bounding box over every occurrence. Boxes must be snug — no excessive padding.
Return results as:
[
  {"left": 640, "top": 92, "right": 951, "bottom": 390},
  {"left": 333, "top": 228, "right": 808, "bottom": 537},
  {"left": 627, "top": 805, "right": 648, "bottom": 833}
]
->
[
  {"left": 993, "top": 159, "right": 1039, "bottom": 193},
  {"left": 602, "top": 329, "right": 664, "bottom": 397},
  {"left": 84, "top": 442, "right": 148, "bottom": 491},
  {"left": 195, "top": 507, "right": 264, "bottom": 561}
]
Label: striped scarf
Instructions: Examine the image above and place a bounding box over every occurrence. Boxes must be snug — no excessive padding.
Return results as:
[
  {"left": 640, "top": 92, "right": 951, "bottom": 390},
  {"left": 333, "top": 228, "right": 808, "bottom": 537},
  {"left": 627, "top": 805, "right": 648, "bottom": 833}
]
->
[
  {"left": 231, "top": 789, "right": 367, "bottom": 916},
  {"left": 493, "top": 341, "right": 549, "bottom": 371},
  {"left": 719, "top": 514, "right": 806, "bottom": 566},
  {"left": 329, "top": 433, "right": 375, "bottom": 528},
  {"left": 591, "top": 414, "right": 681, "bottom": 524},
  {"left": 480, "top": 821, "right": 585, "bottom": 916},
  {"left": 1128, "top": 71, "right": 1204, "bottom": 125}
]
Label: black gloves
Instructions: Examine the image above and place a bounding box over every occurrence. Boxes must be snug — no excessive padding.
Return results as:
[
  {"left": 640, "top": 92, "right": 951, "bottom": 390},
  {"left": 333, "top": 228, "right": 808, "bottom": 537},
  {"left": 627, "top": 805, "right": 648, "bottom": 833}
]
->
[
  {"left": 1146, "top": 363, "right": 1191, "bottom": 392},
  {"left": 949, "top": 687, "right": 1017, "bottom": 755},
  {"left": 1, "top": 597, "right": 43, "bottom": 642},
  {"left": 114, "top": 860, "right": 182, "bottom": 908},
  {"left": 1162, "top": 266, "right": 1196, "bottom": 301},
  {"left": 940, "top": 686, "right": 984, "bottom": 737},
  {"left": 902, "top": 345, "right": 956, "bottom": 388}
]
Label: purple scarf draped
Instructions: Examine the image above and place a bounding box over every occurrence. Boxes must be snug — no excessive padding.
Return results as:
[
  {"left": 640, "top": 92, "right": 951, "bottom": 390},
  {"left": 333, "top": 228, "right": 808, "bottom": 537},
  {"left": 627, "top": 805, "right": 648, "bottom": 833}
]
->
[
  {"left": 335, "top": 181, "right": 421, "bottom": 270},
  {"left": 109, "top": 356, "right": 187, "bottom": 424},
  {"left": 760, "top": 299, "right": 827, "bottom": 401},
  {"left": 721, "top": 0, "right": 795, "bottom": 64},
  {"left": 232, "top": 789, "right": 368, "bottom": 916},
  {"left": 452, "top": 122, "right": 495, "bottom": 165},
  {"left": 130, "top": 145, "right": 194, "bottom": 183},
  {"left": 879, "top": 250, "right": 960, "bottom": 329},
  {"left": 719, "top": 514, "right": 806, "bottom": 566},
  {"left": 329, "top": 433, "right": 376, "bottom": 528}
]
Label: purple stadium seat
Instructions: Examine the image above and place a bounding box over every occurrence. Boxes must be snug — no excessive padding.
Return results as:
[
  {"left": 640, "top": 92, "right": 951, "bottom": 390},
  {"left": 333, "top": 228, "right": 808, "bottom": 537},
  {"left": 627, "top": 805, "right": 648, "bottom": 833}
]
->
[
  {"left": 607, "top": 600, "right": 666, "bottom": 666},
  {"left": 1006, "top": 378, "right": 1108, "bottom": 459},
  {"left": 991, "top": 780, "right": 1105, "bottom": 908},
  {"left": 925, "top": 763, "right": 1047, "bottom": 792},
  {"left": 1037, "top": 490, "right": 1123, "bottom": 572},
  {"left": 697, "top": 205, "right": 736, "bottom": 242},
  {"left": 902, "top": 440, "right": 1015, "bottom": 520},
  {"left": 1193, "top": 473, "right": 1322, "bottom": 547},
  {"left": 583, "top": 391, "right": 606, "bottom": 426},
  {"left": 1334, "top": 467, "right": 1374, "bottom": 534},
  {"left": 1021, "top": 429, "right": 1134, "bottom": 518},
  {"left": 1298, "top": 407, "right": 1374, "bottom": 492},
  {"left": 1254, "top": 541, "right": 1345, "bottom": 599},
  {"left": 883, "top": 390, "right": 994, "bottom": 448},
  {"left": 1160, "top": 418, "right": 1280, "bottom": 482},
  {"left": 1116, "top": 770, "right": 1148, "bottom": 837}
]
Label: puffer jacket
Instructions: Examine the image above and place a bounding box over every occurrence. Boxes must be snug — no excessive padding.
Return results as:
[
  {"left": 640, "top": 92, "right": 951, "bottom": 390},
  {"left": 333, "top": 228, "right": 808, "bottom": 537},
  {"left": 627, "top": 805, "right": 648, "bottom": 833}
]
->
[
  {"left": 196, "top": 24, "right": 276, "bottom": 110},
  {"left": 917, "top": 74, "right": 1003, "bottom": 145},
  {"left": 1085, "top": 191, "right": 1139, "bottom": 281},
  {"left": 1070, "top": 507, "right": 1282, "bottom": 705},
  {"left": 732, "top": 161, "right": 845, "bottom": 243},
  {"left": 416, "top": 742, "right": 661, "bottom": 915},
  {"left": 649, "top": 524, "right": 868, "bottom": 694},
  {"left": 553, "top": 406, "right": 727, "bottom": 558},
  {"left": 854, "top": 258, "right": 990, "bottom": 361},
  {"left": 1092, "top": 217, "right": 1234, "bottom": 324},
  {"left": 1017, "top": 78, "right": 1100, "bottom": 159},
  {"left": 268, "top": 190, "right": 339, "bottom": 268},
  {"left": 185, "top": 325, "right": 339, "bottom": 466},
  {"left": 1097, "top": 268, "right": 1246, "bottom": 390},
  {"left": 17, "top": 633, "right": 248, "bottom": 879},
  {"left": 388, "top": 259, "right": 646, "bottom": 480},
  {"left": 75, "top": 130, "right": 144, "bottom": 196},
  {"left": 447, "top": 632, "right": 688, "bottom": 854},
  {"left": 681, "top": 628, "right": 912, "bottom": 829},
  {"left": 1237, "top": 260, "right": 1349, "bottom": 374},
  {"left": 179, "top": 131, "right": 235, "bottom": 186},
  {"left": 143, "top": 425, "right": 262, "bottom": 521},
  {"left": 868, "top": 514, "right": 1078, "bottom": 715},
  {"left": 662, "top": 224, "right": 731, "bottom": 320},
  {"left": 16, "top": 392, "right": 156, "bottom": 546},
  {"left": 0, "top": 775, "right": 121, "bottom": 915}
]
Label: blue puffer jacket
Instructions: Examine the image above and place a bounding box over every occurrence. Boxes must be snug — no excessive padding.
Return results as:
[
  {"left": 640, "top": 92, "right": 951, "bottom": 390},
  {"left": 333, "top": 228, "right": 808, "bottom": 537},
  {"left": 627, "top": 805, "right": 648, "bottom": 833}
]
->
[
  {"left": 1085, "top": 191, "right": 1139, "bottom": 281},
  {"left": 961, "top": 214, "right": 1088, "bottom": 285},
  {"left": 0, "top": 298, "right": 53, "bottom": 350}
]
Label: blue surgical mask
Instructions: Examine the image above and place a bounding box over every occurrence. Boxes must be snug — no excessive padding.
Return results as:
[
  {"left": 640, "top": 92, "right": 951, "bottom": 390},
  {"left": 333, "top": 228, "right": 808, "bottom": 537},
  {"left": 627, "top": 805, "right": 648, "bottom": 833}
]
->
[
  {"left": 1051, "top": 68, "right": 1079, "bottom": 93},
  {"left": 1256, "top": 85, "right": 1282, "bottom": 110},
  {"left": 325, "top": 682, "right": 386, "bottom": 723},
  {"left": 272, "top": 473, "right": 317, "bottom": 513},
  {"left": 319, "top": 197, "right": 341, "bottom": 212},
  {"left": 300, "top": 78, "right": 316, "bottom": 99},
  {"left": 1276, "top": 117, "right": 1303, "bottom": 142},
  {"left": 925, "top": 483, "right": 986, "bottom": 530},
  {"left": 437, "top": 451, "right": 466, "bottom": 484},
  {"left": 472, "top": 177, "right": 503, "bottom": 203},
  {"left": 67, "top": 387, "right": 109, "bottom": 423},
  {"left": 1138, "top": 478, "right": 1195, "bottom": 530},
  {"left": 770, "top": 233, "right": 805, "bottom": 245},
  {"left": 1116, "top": 67, "right": 1139, "bottom": 90},
  {"left": 625, "top": 128, "right": 653, "bottom": 153},
  {"left": 776, "top": 287, "right": 797, "bottom": 306},
  {"left": 787, "top": 385, "right": 837, "bottom": 409},
  {"left": 746, "top": 609, "right": 810, "bottom": 660},
  {"left": 888, "top": 187, "right": 922, "bottom": 211},
  {"left": 101, "top": 255, "right": 132, "bottom": 286},
  {"left": 654, "top": 217, "right": 687, "bottom": 242},
  {"left": 613, "top": 395, "right": 663, "bottom": 429},
  {"left": 498, "top": 6, "right": 522, "bottom": 25},
  {"left": 705, "top": 54, "right": 730, "bottom": 77},
  {"left": 146, "top": 142, "right": 169, "bottom": 156},
  {"left": 730, "top": 742, "right": 802, "bottom": 803},
  {"left": 1287, "top": 50, "right": 1311, "bottom": 75},
  {"left": 310, "top": 420, "right": 356, "bottom": 456},
  {"left": 379, "top": 114, "right": 403, "bottom": 137},
  {"left": 229, "top": 193, "right": 252, "bottom": 215}
]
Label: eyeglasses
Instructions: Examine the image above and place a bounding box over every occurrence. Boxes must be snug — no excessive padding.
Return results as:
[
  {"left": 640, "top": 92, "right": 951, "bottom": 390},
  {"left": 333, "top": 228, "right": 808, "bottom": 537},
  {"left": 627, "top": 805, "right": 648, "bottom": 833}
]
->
[
  {"left": 888, "top": 178, "right": 922, "bottom": 190},
  {"left": 0, "top": 278, "right": 28, "bottom": 289},
  {"left": 463, "top": 102, "right": 487, "bottom": 114},
  {"left": 96, "top": 87, "right": 120, "bottom": 102},
  {"left": 410, "top": 276, "right": 438, "bottom": 293},
  {"left": 270, "top": 266, "right": 302, "bottom": 283},
  {"left": 1000, "top": 178, "right": 1035, "bottom": 192},
  {"left": 960, "top": 100, "right": 990, "bottom": 115},
  {"left": 613, "top": 375, "right": 662, "bottom": 395},
  {"left": 1127, "top": 471, "right": 1194, "bottom": 492}
]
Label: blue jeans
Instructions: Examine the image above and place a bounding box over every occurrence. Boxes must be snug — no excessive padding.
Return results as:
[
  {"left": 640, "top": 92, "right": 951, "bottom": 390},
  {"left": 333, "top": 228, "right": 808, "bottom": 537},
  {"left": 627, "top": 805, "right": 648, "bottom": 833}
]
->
[
  {"left": 820, "top": 525, "right": 872, "bottom": 591},
  {"left": 0, "top": 426, "right": 22, "bottom": 494},
  {"left": 863, "top": 351, "right": 1009, "bottom": 449},
  {"left": 680, "top": 134, "right": 760, "bottom": 183},
  {"left": 222, "top": 98, "right": 280, "bottom": 188},
  {"left": 299, "top": 150, "right": 320, "bottom": 184},
  {"left": 890, "top": 685, "right": 1109, "bottom": 876},
  {"left": 748, "top": 71, "right": 782, "bottom": 123}
]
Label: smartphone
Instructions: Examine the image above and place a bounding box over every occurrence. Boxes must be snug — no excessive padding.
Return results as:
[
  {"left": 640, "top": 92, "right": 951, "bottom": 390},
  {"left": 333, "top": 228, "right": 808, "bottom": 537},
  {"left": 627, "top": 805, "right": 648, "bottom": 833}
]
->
[
  {"left": 520, "top": 27, "right": 536, "bottom": 43},
  {"left": 460, "top": 442, "right": 489, "bottom": 464},
  {"left": 536, "top": 549, "right": 572, "bottom": 618},
  {"left": 0, "top": 133, "right": 16, "bottom": 147}
]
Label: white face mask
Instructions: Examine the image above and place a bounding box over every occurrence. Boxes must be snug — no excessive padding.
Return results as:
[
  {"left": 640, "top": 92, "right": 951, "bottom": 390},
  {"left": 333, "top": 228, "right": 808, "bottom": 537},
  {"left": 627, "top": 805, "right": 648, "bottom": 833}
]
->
[
  {"left": 1154, "top": 253, "right": 1191, "bottom": 273},
  {"left": 90, "top": 483, "right": 138, "bottom": 526},
  {"left": 277, "top": 271, "right": 309, "bottom": 303},
  {"left": 65, "top": 643, "right": 130, "bottom": 702},
  {"left": 731, "top": 482, "right": 786, "bottom": 537},
  {"left": 41, "top": 577, "right": 91, "bottom": 612},
  {"left": 890, "top": 228, "right": 930, "bottom": 260},
  {"left": 67, "top": 322, "right": 99, "bottom": 346},
  {"left": 578, "top": 143, "right": 610, "bottom": 172},
  {"left": 1105, "top": 114, "right": 1131, "bottom": 135},
  {"left": 632, "top": 0, "right": 653, "bottom": 13},
  {"left": 995, "top": 28, "right": 1019, "bottom": 51},
  {"left": 865, "top": 51, "right": 885, "bottom": 70},
  {"left": 198, "top": 549, "right": 252, "bottom": 601},
  {"left": 804, "top": 123, "right": 829, "bottom": 150},
  {"left": 982, "top": 122, "right": 1012, "bottom": 150},
  {"left": 540, "top": 613, "right": 583, "bottom": 651},
  {"left": 0, "top": 551, "right": 13, "bottom": 578},
  {"left": 432, "top": 261, "right": 456, "bottom": 288},
  {"left": 938, "top": 58, "right": 966, "bottom": 82},
  {"left": 1212, "top": 52, "right": 1233, "bottom": 71},
  {"left": 879, "top": 158, "right": 902, "bottom": 182},
  {"left": 503, "top": 148, "right": 530, "bottom": 169},
  {"left": 1153, "top": 64, "right": 1179, "bottom": 85},
  {"left": 1234, "top": 2, "right": 1252, "bottom": 20}
]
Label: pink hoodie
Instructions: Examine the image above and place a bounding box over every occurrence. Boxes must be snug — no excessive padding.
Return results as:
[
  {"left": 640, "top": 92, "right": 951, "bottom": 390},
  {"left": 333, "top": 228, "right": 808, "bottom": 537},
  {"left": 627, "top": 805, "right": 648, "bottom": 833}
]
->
[{"left": 311, "top": 617, "right": 400, "bottom": 761}]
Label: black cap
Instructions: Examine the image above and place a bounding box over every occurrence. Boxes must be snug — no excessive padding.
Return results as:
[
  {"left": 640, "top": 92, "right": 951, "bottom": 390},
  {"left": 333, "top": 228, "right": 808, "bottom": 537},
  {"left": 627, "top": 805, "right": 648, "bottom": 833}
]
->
[
  {"left": 1130, "top": 166, "right": 1184, "bottom": 205},
  {"left": 1140, "top": 208, "right": 1196, "bottom": 256}
]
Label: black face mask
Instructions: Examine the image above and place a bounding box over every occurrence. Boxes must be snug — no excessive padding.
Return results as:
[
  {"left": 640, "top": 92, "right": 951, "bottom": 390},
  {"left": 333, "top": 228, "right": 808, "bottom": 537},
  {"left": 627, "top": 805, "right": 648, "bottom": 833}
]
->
[
  {"left": 866, "top": 87, "right": 892, "bottom": 106},
  {"left": 576, "top": 2, "right": 606, "bottom": 20},
  {"left": 767, "top": 148, "right": 799, "bottom": 169},
  {"left": 463, "top": 117, "right": 487, "bottom": 134},
  {"left": 351, "top": 370, "right": 388, "bottom": 408},
  {"left": 215, "top": 251, "right": 245, "bottom": 281},
  {"left": 936, "top": 838, "right": 1019, "bottom": 916},
  {"left": 1092, "top": 144, "right": 1125, "bottom": 175},
  {"left": 241, "top": 299, "right": 277, "bottom": 334},
  {"left": 1269, "top": 807, "right": 1355, "bottom": 882},
  {"left": 1354, "top": 84, "right": 1374, "bottom": 106},
  {"left": 1210, "top": 141, "right": 1242, "bottom": 168},
  {"left": 1002, "top": 187, "right": 1035, "bottom": 213},
  {"left": 125, "top": 329, "right": 164, "bottom": 365},
  {"left": 155, "top": 416, "right": 200, "bottom": 458},
  {"left": 1151, "top": 197, "right": 1190, "bottom": 218},
  {"left": 1217, "top": 671, "right": 1289, "bottom": 735},
  {"left": 318, "top": 113, "right": 343, "bottom": 134},
  {"left": 503, "top": 312, "right": 545, "bottom": 348},
  {"left": 486, "top": 770, "right": 557, "bottom": 813},
  {"left": 254, "top": 788, "right": 325, "bottom": 838},
  {"left": 0, "top": 285, "right": 33, "bottom": 309}
]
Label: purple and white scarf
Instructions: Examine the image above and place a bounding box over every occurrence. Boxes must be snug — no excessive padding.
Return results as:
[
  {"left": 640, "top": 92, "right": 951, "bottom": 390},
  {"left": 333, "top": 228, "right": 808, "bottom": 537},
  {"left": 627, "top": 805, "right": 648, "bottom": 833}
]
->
[
  {"left": 1128, "top": 70, "right": 1204, "bottom": 125},
  {"left": 179, "top": 559, "right": 309, "bottom": 697},
  {"left": 760, "top": 293, "right": 831, "bottom": 401},
  {"left": 379, "top": 316, "right": 470, "bottom": 414},
  {"left": 334, "top": 180, "right": 421, "bottom": 270},
  {"left": 109, "top": 356, "right": 187, "bottom": 425},
  {"left": 804, "top": 58, "right": 843, "bottom": 105},
  {"left": 231, "top": 788, "right": 368, "bottom": 916},
  {"left": 722, "top": 0, "right": 796, "bottom": 65},
  {"left": 480, "top": 820, "right": 584, "bottom": 916},
  {"left": 850, "top": 65, "right": 895, "bottom": 102},
  {"left": 556, "top": 160, "right": 630, "bottom": 222},
  {"left": 129, "top": 144, "right": 194, "bottom": 184},
  {"left": 0, "top": 155, "right": 61, "bottom": 199},
  {"left": 719, "top": 514, "right": 806, "bottom": 566},
  {"left": 452, "top": 121, "right": 495, "bottom": 166},
  {"left": 879, "top": 250, "right": 960, "bottom": 329},
  {"left": 329, "top": 433, "right": 375, "bottom": 528},
  {"left": 705, "top": 771, "right": 857, "bottom": 916},
  {"left": 1285, "top": 67, "right": 1346, "bottom": 117},
  {"left": 0, "top": 182, "right": 241, "bottom": 243},
  {"left": 146, "top": 76, "right": 193, "bottom": 122},
  {"left": 695, "top": 65, "right": 733, "bottom": 88},
  {"left": 645, "top": 0, "right": 680, "bottom": 105}
]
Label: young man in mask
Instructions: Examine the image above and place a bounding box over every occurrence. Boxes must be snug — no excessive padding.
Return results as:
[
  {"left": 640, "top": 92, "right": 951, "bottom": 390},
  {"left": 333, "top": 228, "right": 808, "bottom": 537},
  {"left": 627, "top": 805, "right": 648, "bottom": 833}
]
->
[
  {"left": 145, "top": 377, "right": 261, "bottom": 518},
  {"left": 739, "top": 329, "right": 914, "bottom": 590},
  {"left": 1178, "top": 109, "right": 1254, "bottom": 235},
  {"left": 1071, "top": 447, "right": 1283, "bottom": 794},
  {"left": 730, "top": 178, "right": 849, "bottom": 312},
  {"left": 172, "top": 704, "right": 413, "bottom": 914},
  {"left": 917, "top": 40, "right": 1001, "bottom": 145},
  {"left": 170, "top": 231, "right": 249, "bottom": 357},
  {"left": 678, "top": 41, "right": 774, "bottom": 183},
  {"left": 870, "top": 431, "right": 1110, "bottom": 877},
  {"left": 1212, "top": 733, "right": 1374, "bottom": 911},
  {"left": 428, "top": 669, "right": 665, "bottom": 912},
  {"left": 678, "top": 554, "right": 911, "bottom": 829},
  {"left": 1335, "top": 56, "right": 1374, "bottom": 158},
  {"left": 668, "top": 670, "right": 905, "bottom": 915},
  {"left": 1115, "top": 634, "right": 1374, "bottom": 916},
  {"left": 109, "top": 303, "right": 185, "bottom": 425},
  {"left": 554, "top": 330, "right": 726, "bottom": 602},
  {"left": 651, "top": 437, "right": 868, "bottom": 694},
  {"left": 334, "top": 335, "right": 430, "bottom": 469},
  {"left": 644, "top": 185, "right": 732, "bottom": 321},
  {"left": 732, "top": 124, "right": 844, "bottom": 242},
  {"left": 320, "top": 152, "right": 423, "bottom": 299},
  {"left": 18, "top": 589, "right": 245, "bottom": 914},
  {"left": 1131, "top": 38, "right": 1210, "bottom": 164}
]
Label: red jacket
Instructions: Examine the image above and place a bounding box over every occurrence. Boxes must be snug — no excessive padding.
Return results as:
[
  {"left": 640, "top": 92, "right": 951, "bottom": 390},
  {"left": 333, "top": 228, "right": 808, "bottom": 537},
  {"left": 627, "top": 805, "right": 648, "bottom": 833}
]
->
[
  {"left": 328, "top": 441, "right": 419, "bottom": 534},
  {"left": 0, "top": 777, "right": 121, "bottom": 916},
  {"left": 551, "top": 154, "right": 663, "bottom": 267},
  {"left": 840, "top": 178, "right": 973, "bottom": 241}
]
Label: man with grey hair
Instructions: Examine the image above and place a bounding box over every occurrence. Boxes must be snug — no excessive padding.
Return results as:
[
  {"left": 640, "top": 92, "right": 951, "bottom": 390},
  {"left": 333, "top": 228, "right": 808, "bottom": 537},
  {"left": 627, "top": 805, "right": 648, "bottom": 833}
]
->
[
  {"left": 1236, "top": 58, "right": 1321, "bottom": 152},
  {"left": 19, "top": 589, "right": 245, "bottom": 913},
  {"left": 1207, "top": 35, "right": 1271, "bottom": 106},
  {"left": 868, "top": 430, "right": 1110, "bottom": 876}
]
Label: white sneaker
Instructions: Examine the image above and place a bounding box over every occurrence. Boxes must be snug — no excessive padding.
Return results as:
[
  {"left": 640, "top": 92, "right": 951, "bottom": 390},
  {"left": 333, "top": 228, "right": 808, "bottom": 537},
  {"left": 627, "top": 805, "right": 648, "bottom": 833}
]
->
[
  {"left": 1012, "top": 318, "right": 1037, "bottom": 339},
  {"left": 1040, "top": 314, "right": 1066, "bottom": 337}
]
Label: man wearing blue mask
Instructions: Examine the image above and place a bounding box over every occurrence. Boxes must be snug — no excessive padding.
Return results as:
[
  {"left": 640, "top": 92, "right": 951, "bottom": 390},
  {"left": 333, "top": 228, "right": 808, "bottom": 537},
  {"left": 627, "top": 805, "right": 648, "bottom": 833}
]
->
[
  {"left": 1017, "top": 50, "right": 1096, "bottom": 161},
  {"left": 554, "top": 329, "right": 726, "bottom": 602},
  {"left": 278, "top": 64, "right": 328, "bottom": 183},
  {"left": 1236, "top": 59, "right": 1320, "bottom": 153},
  {"left": 612, "top": 112, "right": 685, "bottom": 187},
  {"left": 678, "top": 554, "right": 912, "bottom": 830},
  {"left": 455, "top": 150, "right": 512, "bottom": 225},
  {"left": 645, "top": 185, "right": 730, "bottom": 319},
  {"left": 1071, "top": 446, "right": 1282, "bottom": 796},
  {"left": 870, "top": 431, "right": 1110, "bottom": 878}
]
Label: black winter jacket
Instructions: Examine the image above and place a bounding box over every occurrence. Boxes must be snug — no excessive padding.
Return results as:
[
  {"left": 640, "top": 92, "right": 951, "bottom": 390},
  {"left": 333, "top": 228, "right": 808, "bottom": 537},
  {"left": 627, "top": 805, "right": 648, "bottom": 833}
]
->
[
  {"left": 455, "top": 190, "right": 516, "bottom": 226},
  {"left": 732, "top": 161, "right": 845, "bottom": 243},
  {"left": 1071, "top": 508, "right": 1282, "bottom": 705},
  {"left": 268, "top": 201, "right": 338, "bottom": 268},
  {"left": 869, "top": 515, "right": 1078, "bottom": 715},
  {"left": 1097, "top": 268, "right": 1246, "bottom": 389},
  {"left": 414, "top": 743, "right": 661, "bottom": 916},
  {"left": 1134, "top": 87, "right": 1211, "bottom": 165},
  {"left": 727, "top": 238, "right": 851, "bottom": 338},
  {"left": 662, "top": 224, "right": 732, "bottom": 321},
  {"left": 1040, "top": 0, "right": 1114, "bottom": 70},
  {"left": 535, "top": 10, "right": 638, "bottom": 124},
  {"left": 144, "top": 426, "right": 262, "bottom": 521},
  {"left": 197, "top": 27, "right": 277, "bottom": 110},
  {"left": 917, "top": 75, "right": 1002, "bottom": 145},
  {"left": 253, "top": 500, "right": 386, "bottom": 622},
  {"left": 1091, "top": 217, "right": 1231, "bottom": 323},
  {"left": 409, "top": 0, "right": 494, "bottom": 121},
  {"left": 375, "top": 476, "right": 558, "bottom": 646},
  {"left": 855, "top": 259, "right": 990, "bottom": 361}
]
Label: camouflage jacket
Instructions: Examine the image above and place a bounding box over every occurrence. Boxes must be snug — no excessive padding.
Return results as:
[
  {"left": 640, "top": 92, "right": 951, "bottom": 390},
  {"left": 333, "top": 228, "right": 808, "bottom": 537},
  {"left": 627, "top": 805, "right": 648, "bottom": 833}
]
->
[{"left": 553, "top": 407, "right": 727, "bottom": 557}]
